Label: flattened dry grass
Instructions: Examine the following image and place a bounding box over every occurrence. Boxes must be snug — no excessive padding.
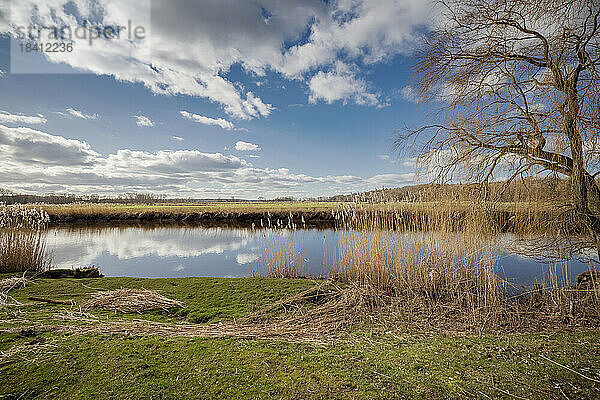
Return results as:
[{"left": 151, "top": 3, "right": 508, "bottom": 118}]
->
[{"left": 83, "top": 288, "right": 184, "bottom": 313}]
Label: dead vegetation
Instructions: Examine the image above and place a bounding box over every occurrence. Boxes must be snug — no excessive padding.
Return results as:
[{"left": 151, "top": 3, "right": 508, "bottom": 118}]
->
[
  {"left": 0, "top": 276, "right": 30, "bottom": 292},
  {"left": 9, "top": 276, "right": 595, "bottom": 345},
  {"left": 0, "top": 276, "right": 30, "bottom": 308},
  {"left": 82, "top": 288, "right": 184, "bottom": 313}
]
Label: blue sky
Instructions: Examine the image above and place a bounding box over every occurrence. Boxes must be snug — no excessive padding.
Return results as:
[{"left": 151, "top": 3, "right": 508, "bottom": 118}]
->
[{"left": 0, "top": 0, "right": 431, "bottom": 199}]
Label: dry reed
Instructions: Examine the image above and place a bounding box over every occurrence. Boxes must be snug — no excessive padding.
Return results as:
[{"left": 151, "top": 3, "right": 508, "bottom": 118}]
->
[
  {"left": 0, "top": 204, "right": 50, "bottom": 273},
  {"left": 262, "top": 228, "right": 302, "bottom": 278},
  {"left": 320, "top": 202, "right": 600, "bottom": 332}
]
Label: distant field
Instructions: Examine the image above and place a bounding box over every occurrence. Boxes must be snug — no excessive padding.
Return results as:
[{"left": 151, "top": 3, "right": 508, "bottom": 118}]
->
[
  {"left": 39, "top": 200, "right": 559, "bottom": 214},
  {"left": 41, "top": 201, "right": 340, "bottom": 214}
]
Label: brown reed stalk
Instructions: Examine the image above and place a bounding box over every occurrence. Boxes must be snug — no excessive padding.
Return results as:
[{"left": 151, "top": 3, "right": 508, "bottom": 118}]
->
[{"left": 0, "top": 204, "right": 50, "bottom": 273}]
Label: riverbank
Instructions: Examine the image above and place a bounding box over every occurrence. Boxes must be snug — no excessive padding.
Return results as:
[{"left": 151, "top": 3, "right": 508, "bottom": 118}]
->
[
  {"left": 38, "top": 201, "right": 563, "bottom": 233},
  {"left": 1, "top": 276, "right": 599, "bottom": 399}
]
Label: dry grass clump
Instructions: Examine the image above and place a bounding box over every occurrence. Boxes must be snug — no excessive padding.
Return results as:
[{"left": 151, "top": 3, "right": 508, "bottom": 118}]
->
[
  {"left": 0, "top": 204, "right": 50, "bottom": 273},
  {"left": 248, "top": 279, "right": 600, "bottom": 335},
  {"left": 0, "top": 276, "right": 30, "bottom": 292},
  {"left": 0, "top": 276, "right": 30, "bottom": 308},
  {"left": 0, "top": 275, "right": 30, "bottom": 308},
  {"left": 83, "top": 288, "right": 184, "bottom": 313}
]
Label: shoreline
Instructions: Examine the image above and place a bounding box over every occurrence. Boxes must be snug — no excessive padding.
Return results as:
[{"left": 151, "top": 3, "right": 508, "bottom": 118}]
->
[
  {"left": 47, "top": 209, "right": 337, "bottom": 228},
  {"left": 39, "top": 202, "right": 563, "bottom": 233}
]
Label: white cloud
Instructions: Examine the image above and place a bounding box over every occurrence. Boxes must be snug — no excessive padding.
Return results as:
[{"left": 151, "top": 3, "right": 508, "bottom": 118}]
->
[
  {"left": 376, "top": 154, "right": 390, "bottom": 160},
  {"left": 400, "top": 86, "right": 420, "bottom": 103},
  {"left": 0, "top": 124, "right": 417, "bottom": 198},
  {"left": 134, "top": 115, "right": 154, "bottom": 127},
  {"left": 172, "top": 136, "right": 184, "bottom": 141},
  {"left": 367, "top": 173, "right": 416, "bottom": 187},
  {"left": 248, "top": 155, "right": 261, "bottom": 158},
  {"left": 0, "top": 124, "right": 98, "bottom": 166},
  {"left": 236, "top": 253, "right": 259, "bottom": 265},
  {"left": 0, "top": 110, "right": 47, "bottom": 125},
  {"left": 235, "top": 141, "right": 261, "bottom": 151},
  {"left": 308, "top": 63, "right": 379, "bottom": 106},
  {"left": 2, "top": 1, "right": 430, "bottom": 116},
  {"left": 180, "top": 111, "right": 235, "bottom": 130},
  {"left": 402, "top": 158, "right": 417, "bottom": 168},
  {"left": 65, "top": 108, "right": 98, "bottom": 120}
]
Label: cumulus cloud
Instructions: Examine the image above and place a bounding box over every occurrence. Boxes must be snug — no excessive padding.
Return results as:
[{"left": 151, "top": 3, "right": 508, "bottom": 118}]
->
[
  {"left": 2, "top": 0, "right": 430, "bottom": 116},
  {"left": 236, "top": 253, "right": 259, "bottom": 265},
  {"left": 0, "top": 124, "right": 416, "bottom": 198},
  {"left": 0, "top": 125, "right": 98, "bottom": 166},
  {"left": 180, "top": 111, "right": 235, "bottom": 130},
  {"left": 235, "top": 141, "right": 261, "bottom": 151},
  {"left": 134, "top": 115, "right": 154, "bottom": 127},
  {"left": 65, "top": 108, "right": 98, "bottom": 120},
  {"left": 308, "top": 63, "right": 380, "bottom": 106},
  {"left": 172, "top": 136, "right": 184, "bottom": 141},
  {"left": 0, "top": 110, "right": 47, "bottom": 125}
]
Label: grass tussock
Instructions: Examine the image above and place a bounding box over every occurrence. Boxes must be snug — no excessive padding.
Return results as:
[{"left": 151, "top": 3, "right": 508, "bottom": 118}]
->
[{"left": 0, "top": 205, "right": 50, "bottom": 273}]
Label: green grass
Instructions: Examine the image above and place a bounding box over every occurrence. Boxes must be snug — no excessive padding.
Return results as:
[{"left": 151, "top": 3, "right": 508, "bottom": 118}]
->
[
  {"left": 0, "top": 276, "right": 316, "bottom": 324},
  {"left": 1, "top": 331, "right": 599, "bottom": 399},
  {"left": 1, "top": 277, "right": 600, "bottom": 399}
]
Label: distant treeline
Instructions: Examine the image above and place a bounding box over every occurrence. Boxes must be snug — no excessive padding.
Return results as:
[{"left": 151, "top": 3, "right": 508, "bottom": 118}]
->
[
  {"left": 0, "top": 177, "right": 584, "bottom": 205},
  {"left": 0, "top": 190, "right": 325, "bottom": 205},
  {"left": 328, "top": 177, "right": 579, "bottom": 203}
]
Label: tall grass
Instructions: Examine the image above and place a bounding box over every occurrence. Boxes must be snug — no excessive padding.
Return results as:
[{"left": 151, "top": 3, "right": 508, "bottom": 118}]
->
[
  {"left": 0, "top": 204, "right": 50, "bottom": 273},
  {"left": 262, "top": 229, "right": 302, "bottom": 278},
  {"left": 254, "top": 201, "right": 598, "bottom": 331},
  {"left": 327, "top": 202, "right": 600, "bottom": 331},
  {"left": 330, "top": 202, "right": 502, "bottom": 296}
]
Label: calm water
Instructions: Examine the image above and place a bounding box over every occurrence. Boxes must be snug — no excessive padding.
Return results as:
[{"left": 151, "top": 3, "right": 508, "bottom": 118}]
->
[{"left": 45, "top": 225, "right": 592, "bottom": 286}]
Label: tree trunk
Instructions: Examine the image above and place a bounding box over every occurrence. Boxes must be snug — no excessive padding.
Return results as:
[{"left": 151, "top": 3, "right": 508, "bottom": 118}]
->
[{"left": 564, "top": 85, "right": 600, "bottom": 261}]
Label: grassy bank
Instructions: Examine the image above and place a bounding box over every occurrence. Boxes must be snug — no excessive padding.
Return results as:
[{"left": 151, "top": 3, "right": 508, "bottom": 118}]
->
[
  {"left": 1, "top": 276, "right": 600, "bottom": 399},
  {"left": 40, "top": 202, "right": 339, "bottom": 227}
]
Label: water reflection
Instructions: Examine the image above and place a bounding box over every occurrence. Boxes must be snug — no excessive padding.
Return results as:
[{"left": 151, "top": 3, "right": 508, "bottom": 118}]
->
[{"left": 45, "top": 225, "right": 592, "bottom": 284}]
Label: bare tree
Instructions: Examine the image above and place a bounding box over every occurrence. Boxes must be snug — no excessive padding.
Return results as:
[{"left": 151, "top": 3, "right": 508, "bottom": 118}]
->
[{"left": 401, "top": 0, "right": 600, "bottom": 258}]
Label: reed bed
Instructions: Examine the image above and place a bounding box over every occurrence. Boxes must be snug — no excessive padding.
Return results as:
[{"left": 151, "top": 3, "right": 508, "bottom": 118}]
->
[
  {"left": 261, "top": 229, "right": 302, "bottom": 278},
  {"left": 324, "top": 203, "right": 600, "bottom": 332},
  {"left": 255, "top": 202, "right": 600, "bottom": 332},
  {"left": 0, "top": 205, "right": 50, "bottom": 273}
]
